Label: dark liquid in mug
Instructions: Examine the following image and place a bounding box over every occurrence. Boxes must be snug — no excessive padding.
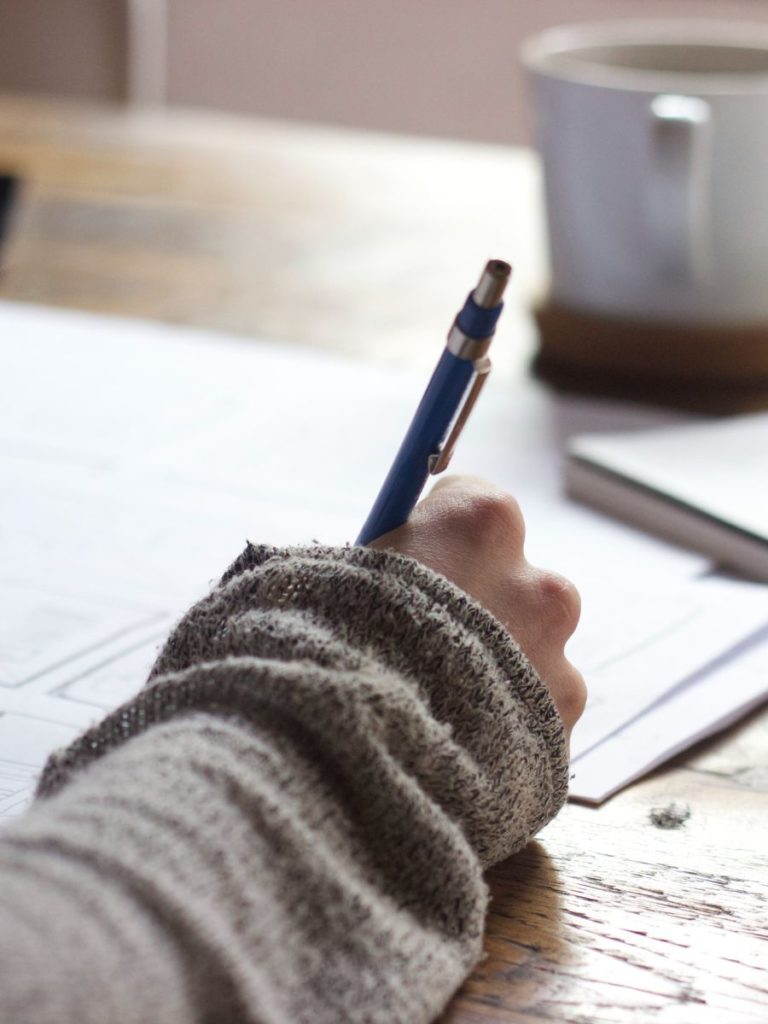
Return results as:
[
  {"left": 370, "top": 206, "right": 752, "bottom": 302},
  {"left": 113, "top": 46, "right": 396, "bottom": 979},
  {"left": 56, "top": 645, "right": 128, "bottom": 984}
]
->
[{"left": 561, "top": 43, "right": 768, "bottom": 76}]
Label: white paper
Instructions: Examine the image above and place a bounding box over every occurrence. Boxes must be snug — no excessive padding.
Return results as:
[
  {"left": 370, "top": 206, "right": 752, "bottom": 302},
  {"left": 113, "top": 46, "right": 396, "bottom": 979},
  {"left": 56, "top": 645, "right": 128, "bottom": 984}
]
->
[
  {"left": 570, "top": 625, "right": 768, "bottom": 803},
  {"left": 0, "top": 715, "right": 83, "bottom": 819},
  {"left": 568, "top": 574, "right": 768, "bottom": 760},
  {"left": 1, "top": 301, "right": 765, "bottom": 816}
]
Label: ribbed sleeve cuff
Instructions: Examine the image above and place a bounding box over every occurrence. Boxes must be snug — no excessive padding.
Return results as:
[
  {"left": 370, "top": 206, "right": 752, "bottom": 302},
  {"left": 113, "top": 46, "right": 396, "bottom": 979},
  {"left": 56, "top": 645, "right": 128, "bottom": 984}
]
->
[{"left": 38, "top": 544, "right": 569, "bottom": 866}]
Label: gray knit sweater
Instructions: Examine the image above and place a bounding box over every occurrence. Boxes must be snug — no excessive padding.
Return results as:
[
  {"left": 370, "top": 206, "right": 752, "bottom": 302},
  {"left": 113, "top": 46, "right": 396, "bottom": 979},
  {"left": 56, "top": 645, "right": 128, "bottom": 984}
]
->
[{"left": 0, "top": 544, "right": 568, "bottom": 1024}]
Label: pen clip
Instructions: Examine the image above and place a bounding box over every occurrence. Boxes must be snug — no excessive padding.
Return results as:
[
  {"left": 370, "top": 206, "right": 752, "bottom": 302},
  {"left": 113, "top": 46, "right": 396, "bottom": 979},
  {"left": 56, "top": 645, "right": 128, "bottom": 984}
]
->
[{"left": 428, "top": 357, "right": 491, "bottom": 475}]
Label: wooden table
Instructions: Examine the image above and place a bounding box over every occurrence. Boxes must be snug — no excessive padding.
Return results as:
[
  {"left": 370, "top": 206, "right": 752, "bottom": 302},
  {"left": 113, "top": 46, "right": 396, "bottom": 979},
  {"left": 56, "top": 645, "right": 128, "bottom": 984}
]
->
[{"left": 1, "top": 94, "right": 765, "bottom": 1023}]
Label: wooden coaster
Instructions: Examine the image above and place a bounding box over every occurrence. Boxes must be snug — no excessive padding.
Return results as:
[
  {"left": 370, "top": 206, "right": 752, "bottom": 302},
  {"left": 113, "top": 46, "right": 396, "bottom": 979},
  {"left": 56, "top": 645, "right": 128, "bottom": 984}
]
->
[{"left": 533, "top": 301, "right": 768, "bottom": 414}]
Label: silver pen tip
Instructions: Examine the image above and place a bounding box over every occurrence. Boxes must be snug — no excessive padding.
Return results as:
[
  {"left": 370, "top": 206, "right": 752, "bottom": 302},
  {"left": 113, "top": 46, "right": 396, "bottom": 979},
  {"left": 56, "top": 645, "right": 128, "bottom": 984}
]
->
[{"left": 472, "top": 259, "right": 512, "bottom": 309}]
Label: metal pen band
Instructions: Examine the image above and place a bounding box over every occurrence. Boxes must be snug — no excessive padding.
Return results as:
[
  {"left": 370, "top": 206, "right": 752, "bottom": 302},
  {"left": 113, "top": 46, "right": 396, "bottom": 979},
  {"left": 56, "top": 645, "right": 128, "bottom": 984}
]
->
[{"left": 446, "top": 323, "right": 494, "bottom": 360}]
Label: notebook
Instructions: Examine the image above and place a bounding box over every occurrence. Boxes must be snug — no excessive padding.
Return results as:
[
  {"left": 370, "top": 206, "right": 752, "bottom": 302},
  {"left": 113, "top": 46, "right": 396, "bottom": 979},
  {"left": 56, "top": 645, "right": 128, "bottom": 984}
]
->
[{"left": 566, "top": 413, "right": 768, "bottom": 581}]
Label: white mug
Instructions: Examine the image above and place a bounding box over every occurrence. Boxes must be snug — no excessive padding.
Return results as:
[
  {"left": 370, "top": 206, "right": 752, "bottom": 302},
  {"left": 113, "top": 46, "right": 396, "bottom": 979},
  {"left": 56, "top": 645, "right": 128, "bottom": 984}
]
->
[{"left": 522, "top": 22, "right": 768, "bottom": 324}]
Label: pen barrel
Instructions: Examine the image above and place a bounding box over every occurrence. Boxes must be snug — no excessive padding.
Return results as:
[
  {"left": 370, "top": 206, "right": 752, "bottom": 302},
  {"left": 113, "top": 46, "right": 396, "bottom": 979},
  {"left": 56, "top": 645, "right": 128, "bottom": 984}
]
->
[{"left": 356, "top": 350, "right": 474, "bottom": 545}]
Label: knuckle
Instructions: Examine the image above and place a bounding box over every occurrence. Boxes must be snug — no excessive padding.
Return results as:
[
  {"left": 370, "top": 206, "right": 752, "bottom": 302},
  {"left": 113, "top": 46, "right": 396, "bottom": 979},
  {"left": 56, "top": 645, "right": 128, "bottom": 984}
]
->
[
  {"left": 537, "top": 571, "right": 581, "bottom": 636},
  {"left": 561, "top": 665, "right": 588, "bottom": 724},
  {"left": 463, "top": 491, "right": 525, "bottom": 547}
]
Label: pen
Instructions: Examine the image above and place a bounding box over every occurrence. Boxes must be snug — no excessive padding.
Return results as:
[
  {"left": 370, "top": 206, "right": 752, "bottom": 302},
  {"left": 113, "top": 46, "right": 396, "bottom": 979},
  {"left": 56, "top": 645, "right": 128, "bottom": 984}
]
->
[{"left": 356, "top": 258, "right": 511, "bottom": 545}]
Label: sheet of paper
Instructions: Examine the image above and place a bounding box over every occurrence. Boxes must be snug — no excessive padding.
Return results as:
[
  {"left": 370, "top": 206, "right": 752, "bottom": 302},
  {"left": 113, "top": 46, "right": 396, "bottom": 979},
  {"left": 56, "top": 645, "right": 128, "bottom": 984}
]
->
[
  {"left": 0, "top": 626, "right": 173, "bottom": 818},
  {"left": 570, "top": 625, "right": 768, "bottom": 803},
  {"left": 0, "top": 715, "right": 83, "bottom": 819},
  {"left": 1, "top": 300, "right": 765, "bottom": 817},
  {"left": 567, "top": 574, "right": 768, "bottom": 760}
]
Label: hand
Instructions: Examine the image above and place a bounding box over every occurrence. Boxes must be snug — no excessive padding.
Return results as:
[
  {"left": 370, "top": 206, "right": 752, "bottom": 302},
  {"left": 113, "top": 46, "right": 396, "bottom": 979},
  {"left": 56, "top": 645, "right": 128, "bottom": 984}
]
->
[{"left": 368, "top": 475, "right": 587, "bottom": 741}]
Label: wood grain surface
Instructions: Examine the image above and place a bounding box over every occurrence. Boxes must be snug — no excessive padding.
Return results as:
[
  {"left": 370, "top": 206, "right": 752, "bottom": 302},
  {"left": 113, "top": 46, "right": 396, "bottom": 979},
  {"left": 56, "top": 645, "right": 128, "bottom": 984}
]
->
[{"left": 0, "top": 94, "right": 765, "bottom": 1023}]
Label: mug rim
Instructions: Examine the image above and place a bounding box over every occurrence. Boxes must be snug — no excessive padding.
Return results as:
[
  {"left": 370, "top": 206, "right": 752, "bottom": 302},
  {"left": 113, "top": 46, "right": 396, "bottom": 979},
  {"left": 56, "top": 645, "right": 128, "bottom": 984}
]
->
[{"left": 521, "top": 20, "right": 768, "bottom": 94}]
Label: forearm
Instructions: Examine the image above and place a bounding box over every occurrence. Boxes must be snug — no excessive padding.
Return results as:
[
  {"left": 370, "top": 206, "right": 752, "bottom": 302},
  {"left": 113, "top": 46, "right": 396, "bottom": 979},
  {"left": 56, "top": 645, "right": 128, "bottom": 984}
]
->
[{"left": 0, "top": 545, "right": 568, "bottom": 1024}]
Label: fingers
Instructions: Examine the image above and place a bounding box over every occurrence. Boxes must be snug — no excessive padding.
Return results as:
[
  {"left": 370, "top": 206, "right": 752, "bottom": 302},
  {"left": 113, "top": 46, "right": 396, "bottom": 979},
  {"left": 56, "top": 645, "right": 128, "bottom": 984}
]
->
[
  {"left": 368, "top": 474, "right": 587, "bottom": 737},
  {"left": 420, "top": 475, "right": 526, "bottom": 552},
  {"left": 534, "top": 658, "right": 588, "bottom": 740},
  {"left": 535, "top": 569, "right": 582, "bottom": 644},
  {"left": 498, "top": 562, "right": 584, "bottom": 735}
]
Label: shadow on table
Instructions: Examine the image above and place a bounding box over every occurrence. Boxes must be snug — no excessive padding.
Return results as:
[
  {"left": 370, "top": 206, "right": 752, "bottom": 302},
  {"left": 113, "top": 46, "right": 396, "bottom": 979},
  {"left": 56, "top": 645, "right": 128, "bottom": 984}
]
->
[{"left": 440, "top": 841, "right": 570, "bottom": 1021}]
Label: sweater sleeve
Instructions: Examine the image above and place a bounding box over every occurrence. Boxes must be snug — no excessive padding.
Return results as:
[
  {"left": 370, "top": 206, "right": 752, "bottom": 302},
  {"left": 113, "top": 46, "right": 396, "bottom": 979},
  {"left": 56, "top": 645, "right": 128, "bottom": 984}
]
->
[{"left": 0, "top": 544, "right": 569, "bottom": 1024}]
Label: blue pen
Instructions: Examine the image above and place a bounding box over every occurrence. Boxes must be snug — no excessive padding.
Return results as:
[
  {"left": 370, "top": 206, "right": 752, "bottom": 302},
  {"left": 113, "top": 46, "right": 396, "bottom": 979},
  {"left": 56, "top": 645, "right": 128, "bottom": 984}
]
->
[{"left": 356, "top": 259, "right": 511, "bottom": 545}]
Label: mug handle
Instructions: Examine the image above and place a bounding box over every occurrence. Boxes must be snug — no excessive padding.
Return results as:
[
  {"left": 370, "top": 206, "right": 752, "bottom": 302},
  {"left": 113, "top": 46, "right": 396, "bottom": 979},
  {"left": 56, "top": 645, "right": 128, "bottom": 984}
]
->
[{"left": 649, "top": 94, "right": 712, "bottom": 283}]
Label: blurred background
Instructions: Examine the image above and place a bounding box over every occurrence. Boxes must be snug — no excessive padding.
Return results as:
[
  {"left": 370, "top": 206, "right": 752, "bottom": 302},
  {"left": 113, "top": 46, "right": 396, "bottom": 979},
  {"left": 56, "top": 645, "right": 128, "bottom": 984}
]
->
[
  {"left": 3, "top": 0, "right": 768, "bottom": 393},
  {"left": 2, "top": 0, "right": 767, "bottom": 143}
]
